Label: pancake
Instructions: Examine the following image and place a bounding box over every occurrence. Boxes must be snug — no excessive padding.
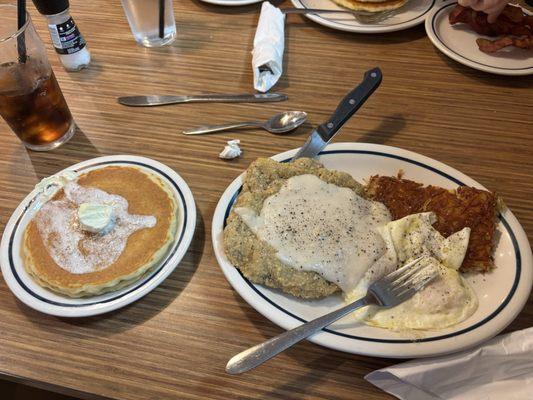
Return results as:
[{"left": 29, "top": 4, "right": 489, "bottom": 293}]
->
[
  {"left": 331, "top": 0, "right": 408, "bottom": 12},
  {"left": 22, "top": 166, "right": 177, "bottom": 297}
]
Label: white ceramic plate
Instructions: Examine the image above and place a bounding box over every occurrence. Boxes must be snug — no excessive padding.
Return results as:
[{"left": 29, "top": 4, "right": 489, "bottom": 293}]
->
[
  {"left": 0, "top": 155, "right": 197, "bottom": 318},
  {"left": 290, "top": 0, "right": 437, "bottom": 33},
  {"left": 426, "top": 0, "right": 533, "bottom": 76},
  {"left": 199, "top": 0, "right": 262, "bottom": 6},
  {"left": 212, "top": 142, "right": 533, "bottom": 358}
]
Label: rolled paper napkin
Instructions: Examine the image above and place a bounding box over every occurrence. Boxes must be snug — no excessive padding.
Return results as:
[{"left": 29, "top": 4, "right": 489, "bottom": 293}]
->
[
  {"left": 252, "top": 2, "right": 285, "bottom": 93},
  {"left": 365, "top": 327, "right": 533, "bottom": 400}
]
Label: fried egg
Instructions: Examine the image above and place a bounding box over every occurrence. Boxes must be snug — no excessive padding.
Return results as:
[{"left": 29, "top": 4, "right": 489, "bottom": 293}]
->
[{"left": 347, "top": 212, "right": 478, "bottom": 331}]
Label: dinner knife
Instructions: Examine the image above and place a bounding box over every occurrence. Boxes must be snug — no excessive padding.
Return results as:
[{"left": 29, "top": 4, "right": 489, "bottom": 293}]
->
[
  {"left": 117, "top": 93, "right": 288, "bottom": 107},
  {"left": 291, "top": 67, "right": 382, "bottom": 161}
]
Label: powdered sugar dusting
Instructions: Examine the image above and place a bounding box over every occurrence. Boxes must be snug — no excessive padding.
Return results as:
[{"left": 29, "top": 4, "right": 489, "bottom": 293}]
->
[{"left": 34, "top": 182, "right": 156, "bottom": 274}]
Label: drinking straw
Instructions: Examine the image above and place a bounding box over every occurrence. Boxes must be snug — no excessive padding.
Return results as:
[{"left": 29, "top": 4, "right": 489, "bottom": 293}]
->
[
  {"left": 17, "top": 0, "right": 27, "bottom": 63},
  {"left": 159, "top": 0, "right": 165, "bottom": 39}
]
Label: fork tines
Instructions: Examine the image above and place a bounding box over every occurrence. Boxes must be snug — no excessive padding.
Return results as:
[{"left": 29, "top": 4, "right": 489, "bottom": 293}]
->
[
  {"left": 389, "top": 258, "right": 439, "bottom": 296},
  {"left": 389, "top": 257, "right": 438, "bottom": 296}
]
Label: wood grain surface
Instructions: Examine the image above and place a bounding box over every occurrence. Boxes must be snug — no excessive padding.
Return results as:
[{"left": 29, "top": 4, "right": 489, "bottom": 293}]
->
[{"left": 0, "top": 0, "right": 532, "bottom": 399}]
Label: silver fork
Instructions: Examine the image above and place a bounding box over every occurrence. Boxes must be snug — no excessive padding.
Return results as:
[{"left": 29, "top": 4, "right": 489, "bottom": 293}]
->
[
  {"left": 226, "top": 257, "right": 436, "bottom": 374},
  {"left": 282, "top": 6, "right": 406, "bottom": 23}
]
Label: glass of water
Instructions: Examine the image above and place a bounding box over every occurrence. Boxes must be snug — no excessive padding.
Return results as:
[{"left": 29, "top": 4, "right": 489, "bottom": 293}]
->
[{"left": 121, "top": 0, "right": 176, "bottom": 47}]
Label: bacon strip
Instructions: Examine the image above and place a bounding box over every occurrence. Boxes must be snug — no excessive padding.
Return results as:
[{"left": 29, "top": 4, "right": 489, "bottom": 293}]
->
[
  {"left": 477, "top": 36, "right": 533, "bottom": 53},
  {"left": 449, "top": 4, "right": 532, "bottom": 53}
]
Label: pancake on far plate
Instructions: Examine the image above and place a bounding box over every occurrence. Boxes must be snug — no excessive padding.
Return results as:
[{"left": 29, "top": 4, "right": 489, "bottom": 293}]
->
[
  {"left": 22, "top": 166, "right": 177, "bottom": 297},
  {"left": 331, "top": 0, "right": 408, "bottom": 13},
  {"left": 223, "top": 157, "right": 501, "bottom": 332}
]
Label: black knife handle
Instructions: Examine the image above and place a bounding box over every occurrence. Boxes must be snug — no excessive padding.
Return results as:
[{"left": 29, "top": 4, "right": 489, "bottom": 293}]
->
[{"left": 316, "top": 67, "right": 382, "bottom": 141}]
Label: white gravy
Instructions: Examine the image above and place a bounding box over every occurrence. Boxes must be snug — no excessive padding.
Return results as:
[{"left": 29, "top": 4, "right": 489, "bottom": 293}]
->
[{"left": 235, "top": 174, "right": 391, "bottom": 292}]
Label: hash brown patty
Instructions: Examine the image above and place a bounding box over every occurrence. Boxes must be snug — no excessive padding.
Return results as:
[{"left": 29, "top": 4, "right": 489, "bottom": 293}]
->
[{"left": 365, "top": 175, "right": 499, "bottom": 273}]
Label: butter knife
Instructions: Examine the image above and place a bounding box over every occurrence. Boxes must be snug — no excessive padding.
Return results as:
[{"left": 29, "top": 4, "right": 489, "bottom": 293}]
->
[
  {"left": 117, "top": 93, "right": 288, "bottom": 107},
  {"left": 291, "top": 67, "right": 382, "bottom": 161}
]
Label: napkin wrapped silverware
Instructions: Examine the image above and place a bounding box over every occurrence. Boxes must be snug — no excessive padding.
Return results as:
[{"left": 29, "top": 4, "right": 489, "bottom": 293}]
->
[
  {"left": 252, "top": 2, "right": 285, "bottom": 93},
  {"left": 366, "top": 327, "right": 533, "bottom": 400}
]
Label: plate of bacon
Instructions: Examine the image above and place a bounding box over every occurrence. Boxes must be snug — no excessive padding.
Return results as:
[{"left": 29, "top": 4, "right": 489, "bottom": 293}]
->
[{"left": 425, "top": 0, "right": 532, "bottom": 75}]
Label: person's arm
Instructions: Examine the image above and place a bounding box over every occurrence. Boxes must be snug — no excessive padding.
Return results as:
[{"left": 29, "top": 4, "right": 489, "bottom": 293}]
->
[{"left": 458, "top": 0, "right": 509, "bottom": 23}]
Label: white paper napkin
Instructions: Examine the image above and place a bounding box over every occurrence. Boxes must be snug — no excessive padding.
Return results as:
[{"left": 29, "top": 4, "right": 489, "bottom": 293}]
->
[
  {"left": 252, "top": 2, "right": 285, "bottom": 93},
  {"left": 366, "top": 327, "right": 533, "bottom": 400},
  {"left": 219, "top": 139, "right": 242, "bottom": 160}
]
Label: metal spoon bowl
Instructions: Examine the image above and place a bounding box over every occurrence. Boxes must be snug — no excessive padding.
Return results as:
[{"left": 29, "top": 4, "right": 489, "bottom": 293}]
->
[
  {"left": 182, "top": 111, "right": 307, "bottom": 135},
  {"left": 264, "top": 111, "right": 308, "bottom": 134}
]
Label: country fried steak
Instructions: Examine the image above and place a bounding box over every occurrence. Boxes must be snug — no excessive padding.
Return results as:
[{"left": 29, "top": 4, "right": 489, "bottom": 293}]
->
[
  {"left": 365, "top": 175, "right": 499, "bottom": 273},
  {"left": 224, "top": 158, "right": 366, "bottom": 299}
]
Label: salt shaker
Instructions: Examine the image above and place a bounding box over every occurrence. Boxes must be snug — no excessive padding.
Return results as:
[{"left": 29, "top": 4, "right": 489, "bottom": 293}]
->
[{"left": 32, "top": 0, "right": 91, "bottom": 71}]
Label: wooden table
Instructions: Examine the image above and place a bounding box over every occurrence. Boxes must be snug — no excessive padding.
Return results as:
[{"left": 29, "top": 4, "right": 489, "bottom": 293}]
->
[{"left": 1, "top": 0, "right": 532, "bottom": 399}]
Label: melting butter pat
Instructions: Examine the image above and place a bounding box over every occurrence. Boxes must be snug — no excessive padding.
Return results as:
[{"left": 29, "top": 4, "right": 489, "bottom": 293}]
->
[{"left": 77, "top": 202, "right": 114, "bottom": 233}]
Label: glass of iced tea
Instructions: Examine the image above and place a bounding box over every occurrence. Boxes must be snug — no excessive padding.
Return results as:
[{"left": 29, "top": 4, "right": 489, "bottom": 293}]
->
[{"left": 0, "top": 4, "right": 75, "bottom": 151}]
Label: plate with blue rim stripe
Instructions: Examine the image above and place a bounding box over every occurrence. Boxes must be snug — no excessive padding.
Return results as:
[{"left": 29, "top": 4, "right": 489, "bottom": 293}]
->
[
  {"left": 290, "top": 0, "right": 438, "bottom": 33},
  {"left": 0, "top": 155, "right": 197, "bottom": 318},
  {"left": 425, "top": 0, "right": 533, "bottom": 76},
  {"left": 199, "top": 0, "right": 262, "bottom": 6},
  {"left": 212, "top": 142, "right": 532, "bottom": 358}
]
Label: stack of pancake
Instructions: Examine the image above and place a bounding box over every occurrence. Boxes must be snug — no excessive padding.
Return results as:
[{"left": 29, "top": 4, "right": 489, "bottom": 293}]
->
[
  {"left": 22, "top": 166, "right": 177, "bottom": 297},
  {"left": 331, "top": 0, "right": 408, "bottom": 12}
]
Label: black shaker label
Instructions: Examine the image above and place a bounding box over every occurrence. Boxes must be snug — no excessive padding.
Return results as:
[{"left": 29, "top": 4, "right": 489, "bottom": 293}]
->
[{"left": 48, "top": 18, "right": 86, "bottom": 55}]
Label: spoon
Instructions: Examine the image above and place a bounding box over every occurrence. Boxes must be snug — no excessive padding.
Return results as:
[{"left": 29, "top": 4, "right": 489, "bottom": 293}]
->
[{"left": 182, "top": 111, "right": 307, "bottom": 135}]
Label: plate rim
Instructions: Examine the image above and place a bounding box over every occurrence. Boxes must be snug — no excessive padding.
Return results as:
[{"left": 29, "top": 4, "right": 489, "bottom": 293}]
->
[
  {"left": 290, "top": 0, "right": 437, "bottom": 33},
  {"left": 211, "top": 142, "right": 533, "bottom": 358},
  {"left": 198, "top": 0, "right": 262, "bottom": 6},
  {"left": 425, "top": 0, "right": 533, "bottom": 76},
  {"left": 0, "top": 155, "right": 197, "bottom": 318}
]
